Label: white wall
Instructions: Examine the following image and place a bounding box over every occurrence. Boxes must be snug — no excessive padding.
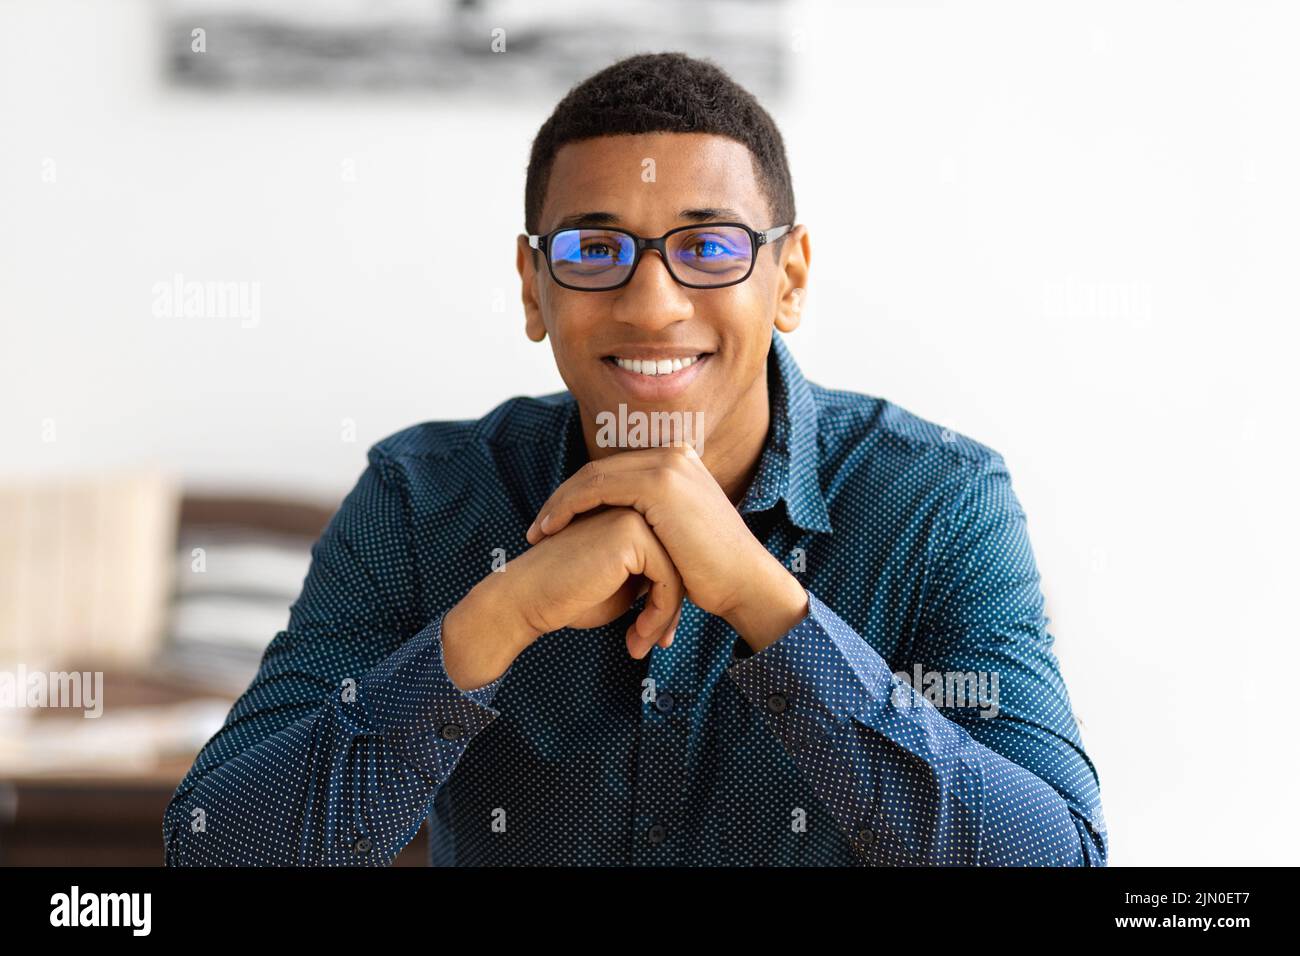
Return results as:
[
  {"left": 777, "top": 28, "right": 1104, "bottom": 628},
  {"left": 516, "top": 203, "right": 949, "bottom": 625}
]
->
[{"left": 2, "top": 0, "right": 1297, "bottom": 864}]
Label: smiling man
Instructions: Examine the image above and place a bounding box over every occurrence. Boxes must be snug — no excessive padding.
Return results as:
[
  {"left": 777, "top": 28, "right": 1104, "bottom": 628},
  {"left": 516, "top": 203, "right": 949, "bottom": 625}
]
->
[{"left": 164, "top": 52, "right": 1107, "bottom": 866}]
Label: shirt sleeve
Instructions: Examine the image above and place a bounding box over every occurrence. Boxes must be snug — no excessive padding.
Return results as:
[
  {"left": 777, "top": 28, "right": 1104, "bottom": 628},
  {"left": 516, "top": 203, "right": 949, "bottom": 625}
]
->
[
  {"left": 725, "top": 454, "right": 1108, "bottom": 866},
  {"left": 162, "top": 448, "right": 505, "bottom": 866}
]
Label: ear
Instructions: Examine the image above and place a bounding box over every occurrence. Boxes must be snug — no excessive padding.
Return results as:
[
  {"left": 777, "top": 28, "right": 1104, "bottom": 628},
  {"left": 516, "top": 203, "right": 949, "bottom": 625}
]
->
[
  {"left": 773, "top": 224, "right": 810, "bottom": 334},
  {"left": 517, "top": 233, "right": 547, "bottom": 342}
]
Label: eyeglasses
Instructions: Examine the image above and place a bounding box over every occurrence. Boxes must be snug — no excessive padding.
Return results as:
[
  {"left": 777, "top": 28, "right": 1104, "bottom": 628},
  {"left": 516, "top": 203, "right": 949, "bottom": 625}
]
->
[{"left": 527, "top": 221, "right": 792, "bottom": 291}]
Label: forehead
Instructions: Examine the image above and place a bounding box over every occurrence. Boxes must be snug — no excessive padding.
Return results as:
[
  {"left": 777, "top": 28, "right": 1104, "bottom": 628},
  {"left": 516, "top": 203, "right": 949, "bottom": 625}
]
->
[{"left": 541, "top": 132, "right": 767, "bottom": 230}]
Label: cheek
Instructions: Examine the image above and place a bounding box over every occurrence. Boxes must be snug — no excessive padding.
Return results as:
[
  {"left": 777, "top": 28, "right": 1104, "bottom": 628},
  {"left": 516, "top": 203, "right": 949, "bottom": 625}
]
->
[
  {"left": 544, "top": 298, "right": 605, "bottom": 371},
  {"left": 710, "top": 290, "right": 771, "bottom": 364},
  {"left": 716, "top": 283, "right": 768, "bottom": 329}
]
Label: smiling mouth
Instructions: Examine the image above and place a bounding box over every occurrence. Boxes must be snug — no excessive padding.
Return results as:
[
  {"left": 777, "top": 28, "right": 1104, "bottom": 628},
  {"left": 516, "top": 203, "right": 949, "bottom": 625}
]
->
[{"left": 602, "top": 352, "right": 711, "bottom": 378}]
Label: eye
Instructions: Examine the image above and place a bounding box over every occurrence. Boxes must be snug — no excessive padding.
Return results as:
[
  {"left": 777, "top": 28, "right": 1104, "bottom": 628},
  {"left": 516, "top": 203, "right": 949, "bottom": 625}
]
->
[
  {"left": 682, "top": 234, "right": 739, "bottom": 259},
  {"left": 581, "top": 241, "right": 617, "bottom": 260}
]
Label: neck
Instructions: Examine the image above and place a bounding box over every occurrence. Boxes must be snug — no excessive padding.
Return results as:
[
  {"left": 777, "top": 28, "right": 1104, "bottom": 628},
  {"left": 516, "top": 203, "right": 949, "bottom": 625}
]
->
[{"left": 697, "top": 372, "right": 771, "bottom": 505}]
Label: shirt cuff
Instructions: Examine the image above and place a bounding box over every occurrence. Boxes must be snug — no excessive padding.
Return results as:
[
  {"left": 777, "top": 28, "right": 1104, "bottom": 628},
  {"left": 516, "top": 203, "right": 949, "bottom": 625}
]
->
[
  {"left": 726, "top": 589, "right": 895, "bottom": 754},
  {"left": 354, "top": 611, "right": 504, "bottom": 741}
]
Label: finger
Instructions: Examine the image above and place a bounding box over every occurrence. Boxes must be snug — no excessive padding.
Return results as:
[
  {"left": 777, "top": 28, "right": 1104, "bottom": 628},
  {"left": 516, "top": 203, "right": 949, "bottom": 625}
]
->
[
  {"left": 631, "top": 570, "right": 682, "bottom": 657},
  {"left": 655, "top": 602, "right": 682, "bottom": 649},
  {"left": 525, "top": 450, "right": 694, "bottom": 544},
  {"left": 633, "top": 543, "right": 681, "bottom": 639},
  {"left": 644, "top": 587, "right": 686, "bottom": 639},
  {"left": 626, "top": 613, "right": 679, "bottom": 658},
  {"left": 568, "top": 575, "right": 640, "bottom": 630},
  {"left": 527, "top": 466, "right": 673, "bottom": 544},
  {"left": 638, "top": 599, "right": 682, "bottom": 655},
  {"left": 626, "top": 523, "right": 684, "bottom": 659},
  {"left": 627, "top": 601, "right": 680, "bottom": 657}
]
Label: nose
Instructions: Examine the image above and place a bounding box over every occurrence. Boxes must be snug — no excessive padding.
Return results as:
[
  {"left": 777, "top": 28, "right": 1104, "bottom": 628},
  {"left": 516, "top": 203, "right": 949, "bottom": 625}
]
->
[{"left": 610, "top": 248, "right": 694, "bottom": 331}]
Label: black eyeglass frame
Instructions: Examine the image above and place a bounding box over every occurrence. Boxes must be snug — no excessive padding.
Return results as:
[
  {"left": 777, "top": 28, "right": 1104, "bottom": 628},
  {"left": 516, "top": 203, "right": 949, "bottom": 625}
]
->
[{"left": 527, "top": 221, "right": 793, "bottom": 291}]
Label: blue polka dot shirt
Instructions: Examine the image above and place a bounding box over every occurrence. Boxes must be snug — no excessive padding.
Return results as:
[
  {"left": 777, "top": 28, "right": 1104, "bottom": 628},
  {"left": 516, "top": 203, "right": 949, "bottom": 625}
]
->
[{"left": 164, "top": 332, "right": 1108, "bottom": 866}]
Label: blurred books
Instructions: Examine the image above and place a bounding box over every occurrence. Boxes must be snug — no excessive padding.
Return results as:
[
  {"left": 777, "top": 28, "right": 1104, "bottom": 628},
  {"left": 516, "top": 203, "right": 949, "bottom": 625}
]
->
[
  {"left": 159, "top": 525, "right": 317, "bottom": 692},
  {"left": 156, "top": 494, "right": 334, "bottom": 694}
]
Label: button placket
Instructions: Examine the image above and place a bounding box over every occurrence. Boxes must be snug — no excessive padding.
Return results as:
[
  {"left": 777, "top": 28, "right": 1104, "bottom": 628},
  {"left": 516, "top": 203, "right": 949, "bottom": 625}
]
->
[{"left": 629, "top": 607, "right": 700, "bottom": 864}]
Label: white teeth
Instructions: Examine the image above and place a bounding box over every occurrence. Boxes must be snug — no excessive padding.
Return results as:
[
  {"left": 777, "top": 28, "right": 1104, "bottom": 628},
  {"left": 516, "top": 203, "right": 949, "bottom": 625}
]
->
[{"left": 613, "top": 355, "right": 700, "bottom": 377}]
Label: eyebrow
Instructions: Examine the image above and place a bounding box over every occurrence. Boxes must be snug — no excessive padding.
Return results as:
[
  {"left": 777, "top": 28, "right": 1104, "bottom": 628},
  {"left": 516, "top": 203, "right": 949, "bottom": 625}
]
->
[{"left": 549, "top": 207, "right": 747, "bottom": 231}]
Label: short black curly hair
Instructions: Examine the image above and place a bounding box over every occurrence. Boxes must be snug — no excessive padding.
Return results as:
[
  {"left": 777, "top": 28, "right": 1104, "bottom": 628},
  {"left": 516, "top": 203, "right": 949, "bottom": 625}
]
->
[{"left": 524, "top": 52, "right": 796, "bottom": 241}]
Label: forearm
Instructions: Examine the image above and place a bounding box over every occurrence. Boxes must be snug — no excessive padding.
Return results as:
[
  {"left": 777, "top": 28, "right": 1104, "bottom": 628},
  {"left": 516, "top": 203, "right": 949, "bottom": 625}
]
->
[
  {"left": 727, "top": 589, "right": 1108, "bottom": 866},
  {"left": 776, "top": 696, "right": 1104, "bottom": 865},
  {"left": 163, "top": 616, "right": 501, "bottom": 866},
  {"left": 164, "top": 713, "right": 434, "bottom": 866}
]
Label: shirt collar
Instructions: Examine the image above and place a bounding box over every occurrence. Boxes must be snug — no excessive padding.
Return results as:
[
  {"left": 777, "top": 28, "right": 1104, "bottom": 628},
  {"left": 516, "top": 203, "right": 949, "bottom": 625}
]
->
[
  {"left": 548, "top": 330, "right": 832, "bottom": 535},
  {"left": 736, "top": 331, "right": 833, "bottom": 534}
]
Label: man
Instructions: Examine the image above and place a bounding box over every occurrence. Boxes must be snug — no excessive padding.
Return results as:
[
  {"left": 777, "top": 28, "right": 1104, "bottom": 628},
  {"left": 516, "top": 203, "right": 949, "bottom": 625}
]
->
[{"left": 164, "top": 52, "right": 1107, "bottom": 866}]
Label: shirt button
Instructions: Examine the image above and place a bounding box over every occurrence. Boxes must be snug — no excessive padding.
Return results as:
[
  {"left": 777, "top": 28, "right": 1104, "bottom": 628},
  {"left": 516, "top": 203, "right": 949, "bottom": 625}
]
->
[
  {"left": 856, "top": 827, "right": 875, "bottom": 847},
  {"left": 654, "top": 691, "right": 675, "bottom": 714},
  {"left": 766, "top": 693, "right": 788, "bottom": 714},
  {"left": 646, "top": 823, "right": 667, "bottom": 845},
  {"left": 353, "top": 836, "right": 372, "bottom": 854},
  {"left": 438, "top": 722, "right": 464, "bottom": 741}
]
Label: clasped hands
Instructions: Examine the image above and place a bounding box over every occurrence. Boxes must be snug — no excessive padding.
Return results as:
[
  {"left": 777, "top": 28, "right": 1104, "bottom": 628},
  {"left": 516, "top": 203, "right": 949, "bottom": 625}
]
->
[
  {"left": 522, "top": 444, "right": 809, "bottom": 658},
  {"left": 442, "top": 444, "right": 810, "bottom": 691}
]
